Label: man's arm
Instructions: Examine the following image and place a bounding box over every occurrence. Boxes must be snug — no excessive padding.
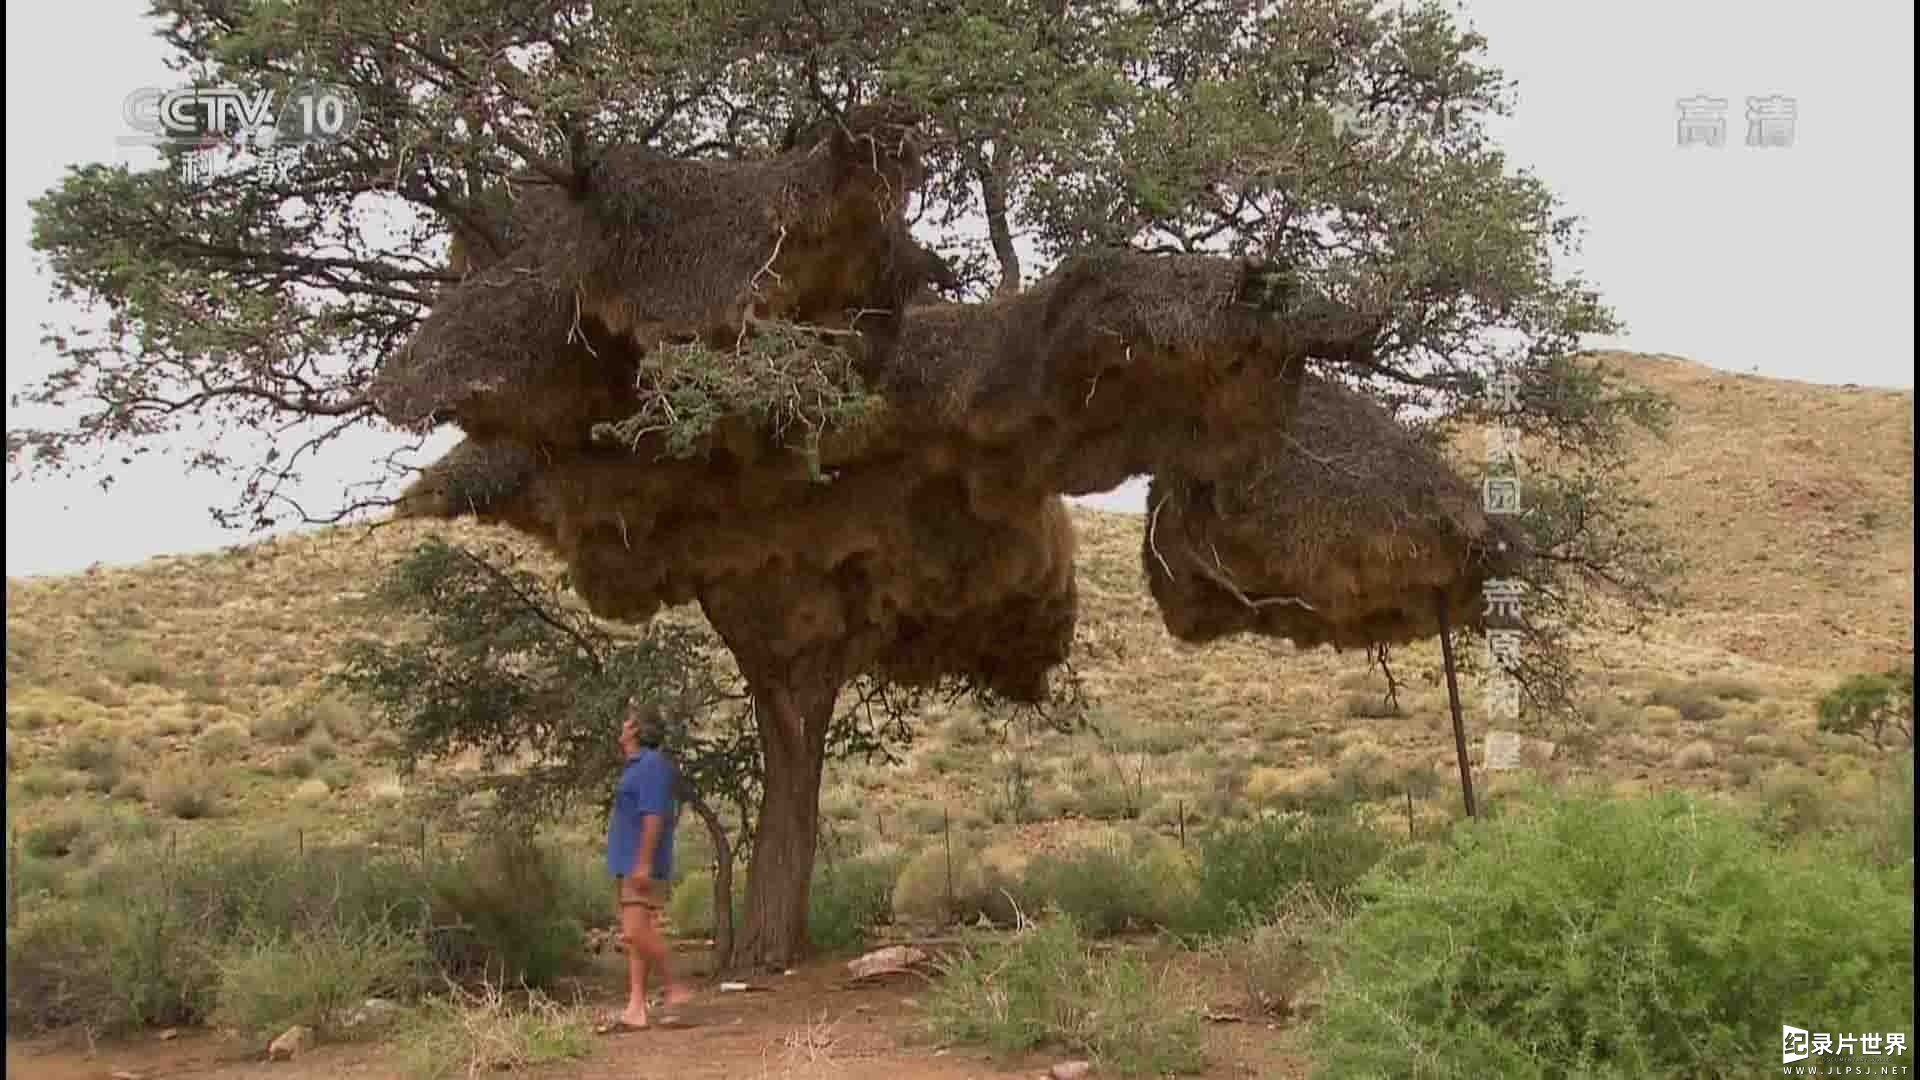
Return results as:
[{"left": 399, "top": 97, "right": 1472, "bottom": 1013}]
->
[
  {"left": 634, "top": 814, "right": 663, "bottom": 883},
  {"left": 630, "top": 757, "right": 671, "bottom": 884}
]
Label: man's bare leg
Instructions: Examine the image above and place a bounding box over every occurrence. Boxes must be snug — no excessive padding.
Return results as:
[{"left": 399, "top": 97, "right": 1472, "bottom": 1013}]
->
[
  {"left": 634, "top": 906, "right": 693, "bottom": 1007},
  {"left": 618, "top": 901, "right": 652, "bottom": 1028}
]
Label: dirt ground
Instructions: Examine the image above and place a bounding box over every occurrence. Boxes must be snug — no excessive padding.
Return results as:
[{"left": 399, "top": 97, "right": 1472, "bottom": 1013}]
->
[{"left": 4, "top": 951, "right": 1312, "bottom": 1080}]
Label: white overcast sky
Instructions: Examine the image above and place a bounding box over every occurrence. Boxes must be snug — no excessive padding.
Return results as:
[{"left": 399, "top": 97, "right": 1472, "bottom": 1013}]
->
[{"left": 5, "top": 1, "right": 1914, "bottom": 579}]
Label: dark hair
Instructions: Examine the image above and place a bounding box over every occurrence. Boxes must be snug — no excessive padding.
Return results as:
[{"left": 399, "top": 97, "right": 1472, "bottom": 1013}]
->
[{"left": 626, "top": 699, "right": 666, "bottom": 749}]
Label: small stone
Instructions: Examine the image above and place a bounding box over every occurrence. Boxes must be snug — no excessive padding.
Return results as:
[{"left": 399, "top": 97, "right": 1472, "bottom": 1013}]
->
[
  {"left": 1050, "top": 1061, "right": 1093, "bottom": 1080},
  {"left": 341, "top": 997, "right": 402, "bottom": 1030},
  {"left": 267, "top": 1024, "right": 315, "bottom": 1061},
  {"left": 158, "top": 1028, "right": 180, "bottom": 1040}
]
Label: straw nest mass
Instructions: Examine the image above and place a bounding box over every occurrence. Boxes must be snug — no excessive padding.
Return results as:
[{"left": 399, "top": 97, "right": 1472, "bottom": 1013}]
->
[{"left": 372, "top": 103, "right": 1516, "bottom": 701}]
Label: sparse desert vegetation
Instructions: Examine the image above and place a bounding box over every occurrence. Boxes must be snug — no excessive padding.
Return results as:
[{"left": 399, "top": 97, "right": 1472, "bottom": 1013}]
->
[{"left": 6, "top": 351, "right": 1914, "bottom": 1077}]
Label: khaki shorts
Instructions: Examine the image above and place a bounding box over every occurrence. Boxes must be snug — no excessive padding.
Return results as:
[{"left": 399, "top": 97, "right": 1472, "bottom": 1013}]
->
[{"left": 615, "top": 875, "right": 669, "bottom": 912}]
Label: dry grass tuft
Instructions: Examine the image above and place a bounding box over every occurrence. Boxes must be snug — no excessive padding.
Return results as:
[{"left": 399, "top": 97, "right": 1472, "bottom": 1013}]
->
[{"left": 396, "top": 983, "right": 593, "bottom": 1080}]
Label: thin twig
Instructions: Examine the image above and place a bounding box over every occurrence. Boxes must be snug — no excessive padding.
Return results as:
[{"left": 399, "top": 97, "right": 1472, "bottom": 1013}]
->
[
  {"left": 1187, "top": 546, "right": 1318, "bottom": 612},
  {"left": 1146, "top": 491, "right": 1175, "bottom": 584}
]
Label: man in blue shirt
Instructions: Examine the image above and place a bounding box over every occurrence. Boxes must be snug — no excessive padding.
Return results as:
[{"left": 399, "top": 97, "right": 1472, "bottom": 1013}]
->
[{"left": 603, "top": 700, "right": 690, "bottom": 1032}]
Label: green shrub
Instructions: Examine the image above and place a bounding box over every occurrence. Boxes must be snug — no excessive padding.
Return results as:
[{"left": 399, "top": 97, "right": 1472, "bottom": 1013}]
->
[
  {"left": 809, "top": 851, "right": 905, "bottom": 952},
  {"left": 1229, "top": 883, "right": 1344, "bottom": 1018},
  {"left": 922, "top": 917, "right": 1203, "bottom": 1077},
  {"left": 5, "top": 889, "right": 215, "bottom": 1034},
  {"left": 1076, "top": 779, "right": 1139, "bottom": 821},
  {"left": 891, "top": 844, "right": 1024, "bottom": 927},
  {"left": 429, "top": 835, "right": 588, "bottom": 988},
  {"left": 1311, "top": 791, "right": 1915, "bottom": 1079},
  {"left": 665, "top": 868, "right": 746, "bottom": 939},
  {"left": 1176, "top": 811, "right": 1389, "bottom": 937},
  {"left": 212, "top": 922, "right": 431, "bottom": 1039},
  {"left": 1021, "top": 834, "right": 1192, "bottom": 936}
]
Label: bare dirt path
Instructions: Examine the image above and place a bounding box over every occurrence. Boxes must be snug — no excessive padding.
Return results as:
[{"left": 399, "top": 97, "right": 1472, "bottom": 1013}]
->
[{"left": 6, "top": 954, "right": 1312, "bottom": 1080}]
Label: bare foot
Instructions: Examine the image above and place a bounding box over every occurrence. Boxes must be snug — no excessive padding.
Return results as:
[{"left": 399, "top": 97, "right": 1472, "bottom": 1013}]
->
[
  {"left": 662, "top": 985, "right": 694, "bottom": 1007},
  {"left": 598, "top": 1009, "right": 649, "bottom": 1035}
]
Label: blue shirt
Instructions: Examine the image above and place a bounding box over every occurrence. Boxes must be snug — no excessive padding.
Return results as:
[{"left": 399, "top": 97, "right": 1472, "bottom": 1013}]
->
[{"left": 605, "top": 749, "right": 676, "bottom": 880}]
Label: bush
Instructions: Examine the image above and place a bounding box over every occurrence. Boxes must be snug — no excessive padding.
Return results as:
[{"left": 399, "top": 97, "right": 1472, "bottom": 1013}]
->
[
  {"left": 15, "top": 765, "right": 80, "bottom": 799},
  {"left": 60, "top": 727, "right": 126, "bottom": 792},
  {"left": 150, "top": 769, "right": 219, "bottom": 819},
  {"left": 1311, "top": 791, "right": 1915, "bottom": 1079},
  {"left": 212, "top": 921, "right": 431, "bottom": 1039},
  {"left": 922, "top": 916, "right": 1203, "bottom": 1077},
  {"left": 196, "top": 720, "right": 252, "bottom": 762},
  {"left": 256, "top": 701, "right": 318, "bottom": 744},
  {"left": 5, "top": 824, "right": 609, "bottom": 1035},
  {"left": 1021, "top": 833, "right": 1193, "bottom": 936},
  {"left": 1229, "top": 883, "right": 1345, "bottom": 1018},
  {"left": 5, "top": 888, "right": 215, "bottom": 1034},
  {"left": 1645, "top": 680, "right": 1728, "bottom": 723},
  {"left": 1175, "top": 811, "right": 1390, "bottom": 937},
  {"left": 22, "top": 810, "right": 106, "bottom": 861},
  {"left": 891, "top": 844, "right": 1024, "bottom": 927},
  {"left": 809, "top": 851, "right": 905, "bottom": 952},
  {"left": 1076, "top": 779, "right": 1141, "bottom": 821},
  {"left": 429, "top": 835, "right": 589, "bottom": 988},
  {"left": 664, "top": 868, "right": 744, "bottom": 939}
]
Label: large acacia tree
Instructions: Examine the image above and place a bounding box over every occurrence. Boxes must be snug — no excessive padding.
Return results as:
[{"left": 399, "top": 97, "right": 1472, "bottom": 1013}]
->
[{"left": 14, "top": 0, "right": 1671, "bottom": 966}]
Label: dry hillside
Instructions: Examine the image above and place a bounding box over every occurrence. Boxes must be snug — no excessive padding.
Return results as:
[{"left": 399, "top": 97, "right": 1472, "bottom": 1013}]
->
[{"left": 4, "top": 351, "right": 1913, "bottom": 844}]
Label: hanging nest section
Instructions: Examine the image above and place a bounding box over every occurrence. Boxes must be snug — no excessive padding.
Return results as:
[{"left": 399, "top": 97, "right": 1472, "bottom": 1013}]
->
[
  {"left": 370, "top": 101, "right": 940, "bottom": 449},
  {"left": 1145, "top": 375, "right": 1523, "bottom": 650}
]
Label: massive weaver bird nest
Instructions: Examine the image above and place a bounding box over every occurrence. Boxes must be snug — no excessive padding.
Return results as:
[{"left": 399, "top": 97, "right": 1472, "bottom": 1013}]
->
[{"left": 381, "top": 105, "right": 1517, "bottom": 704}]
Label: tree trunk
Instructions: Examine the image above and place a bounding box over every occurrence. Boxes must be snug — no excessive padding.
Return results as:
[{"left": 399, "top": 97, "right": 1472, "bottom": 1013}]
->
[
  {"left": 734, "top": 655, "right": 843, "bottom": 971},
  {"left": 969, "top": 142, "right": 1022, "bottom": 296},
  {"left": 685, "top": 795, "right": 734, "bottom": 973}
]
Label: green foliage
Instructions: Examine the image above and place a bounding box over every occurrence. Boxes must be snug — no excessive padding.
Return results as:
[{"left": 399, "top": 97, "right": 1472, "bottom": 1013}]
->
[
  {"left": 4, "top": 826, "right": 613, "bottom": 1036},
  {"left": 1310, "top": 792, "right": 1916, "bottom": 1079},
  {"left": 808, "top": 850, "right": 906, "bottom": 952},
  {"left": 335, "top": 537, "right": 761, "bottom": 828},
  {"left": 5, "top": 887, "right": 215, "bottom": 1033},
  {"left": 1020, "top": 833, "right": 1194, "bottom": 936},
  {"left": 665, "top": 869, "right": 743, "bottom": 939},
  {"left": 212, "top": 922, "right": 431, "bottom": 1039},
  {"left": 1817, "top": 667, "right": 1915, "bottom": 750},
  {"left": 1229, "top": 883, "right": 1346, "bottom": 1018},
  {"left": 590, "top": 325, "right": 886, "bottom": 482},
  {"left": 1176, "top": 811, "right": 1390, "bottom": 937},
  {"left": 428, "top": 834, "right": 595, "bottom": 989},
  {"left": 922, "top": 917, "right": 1204, "bottom": 1077},
  {"left": 891, "top": 843, "right": 1024, "bottom": 927}
]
